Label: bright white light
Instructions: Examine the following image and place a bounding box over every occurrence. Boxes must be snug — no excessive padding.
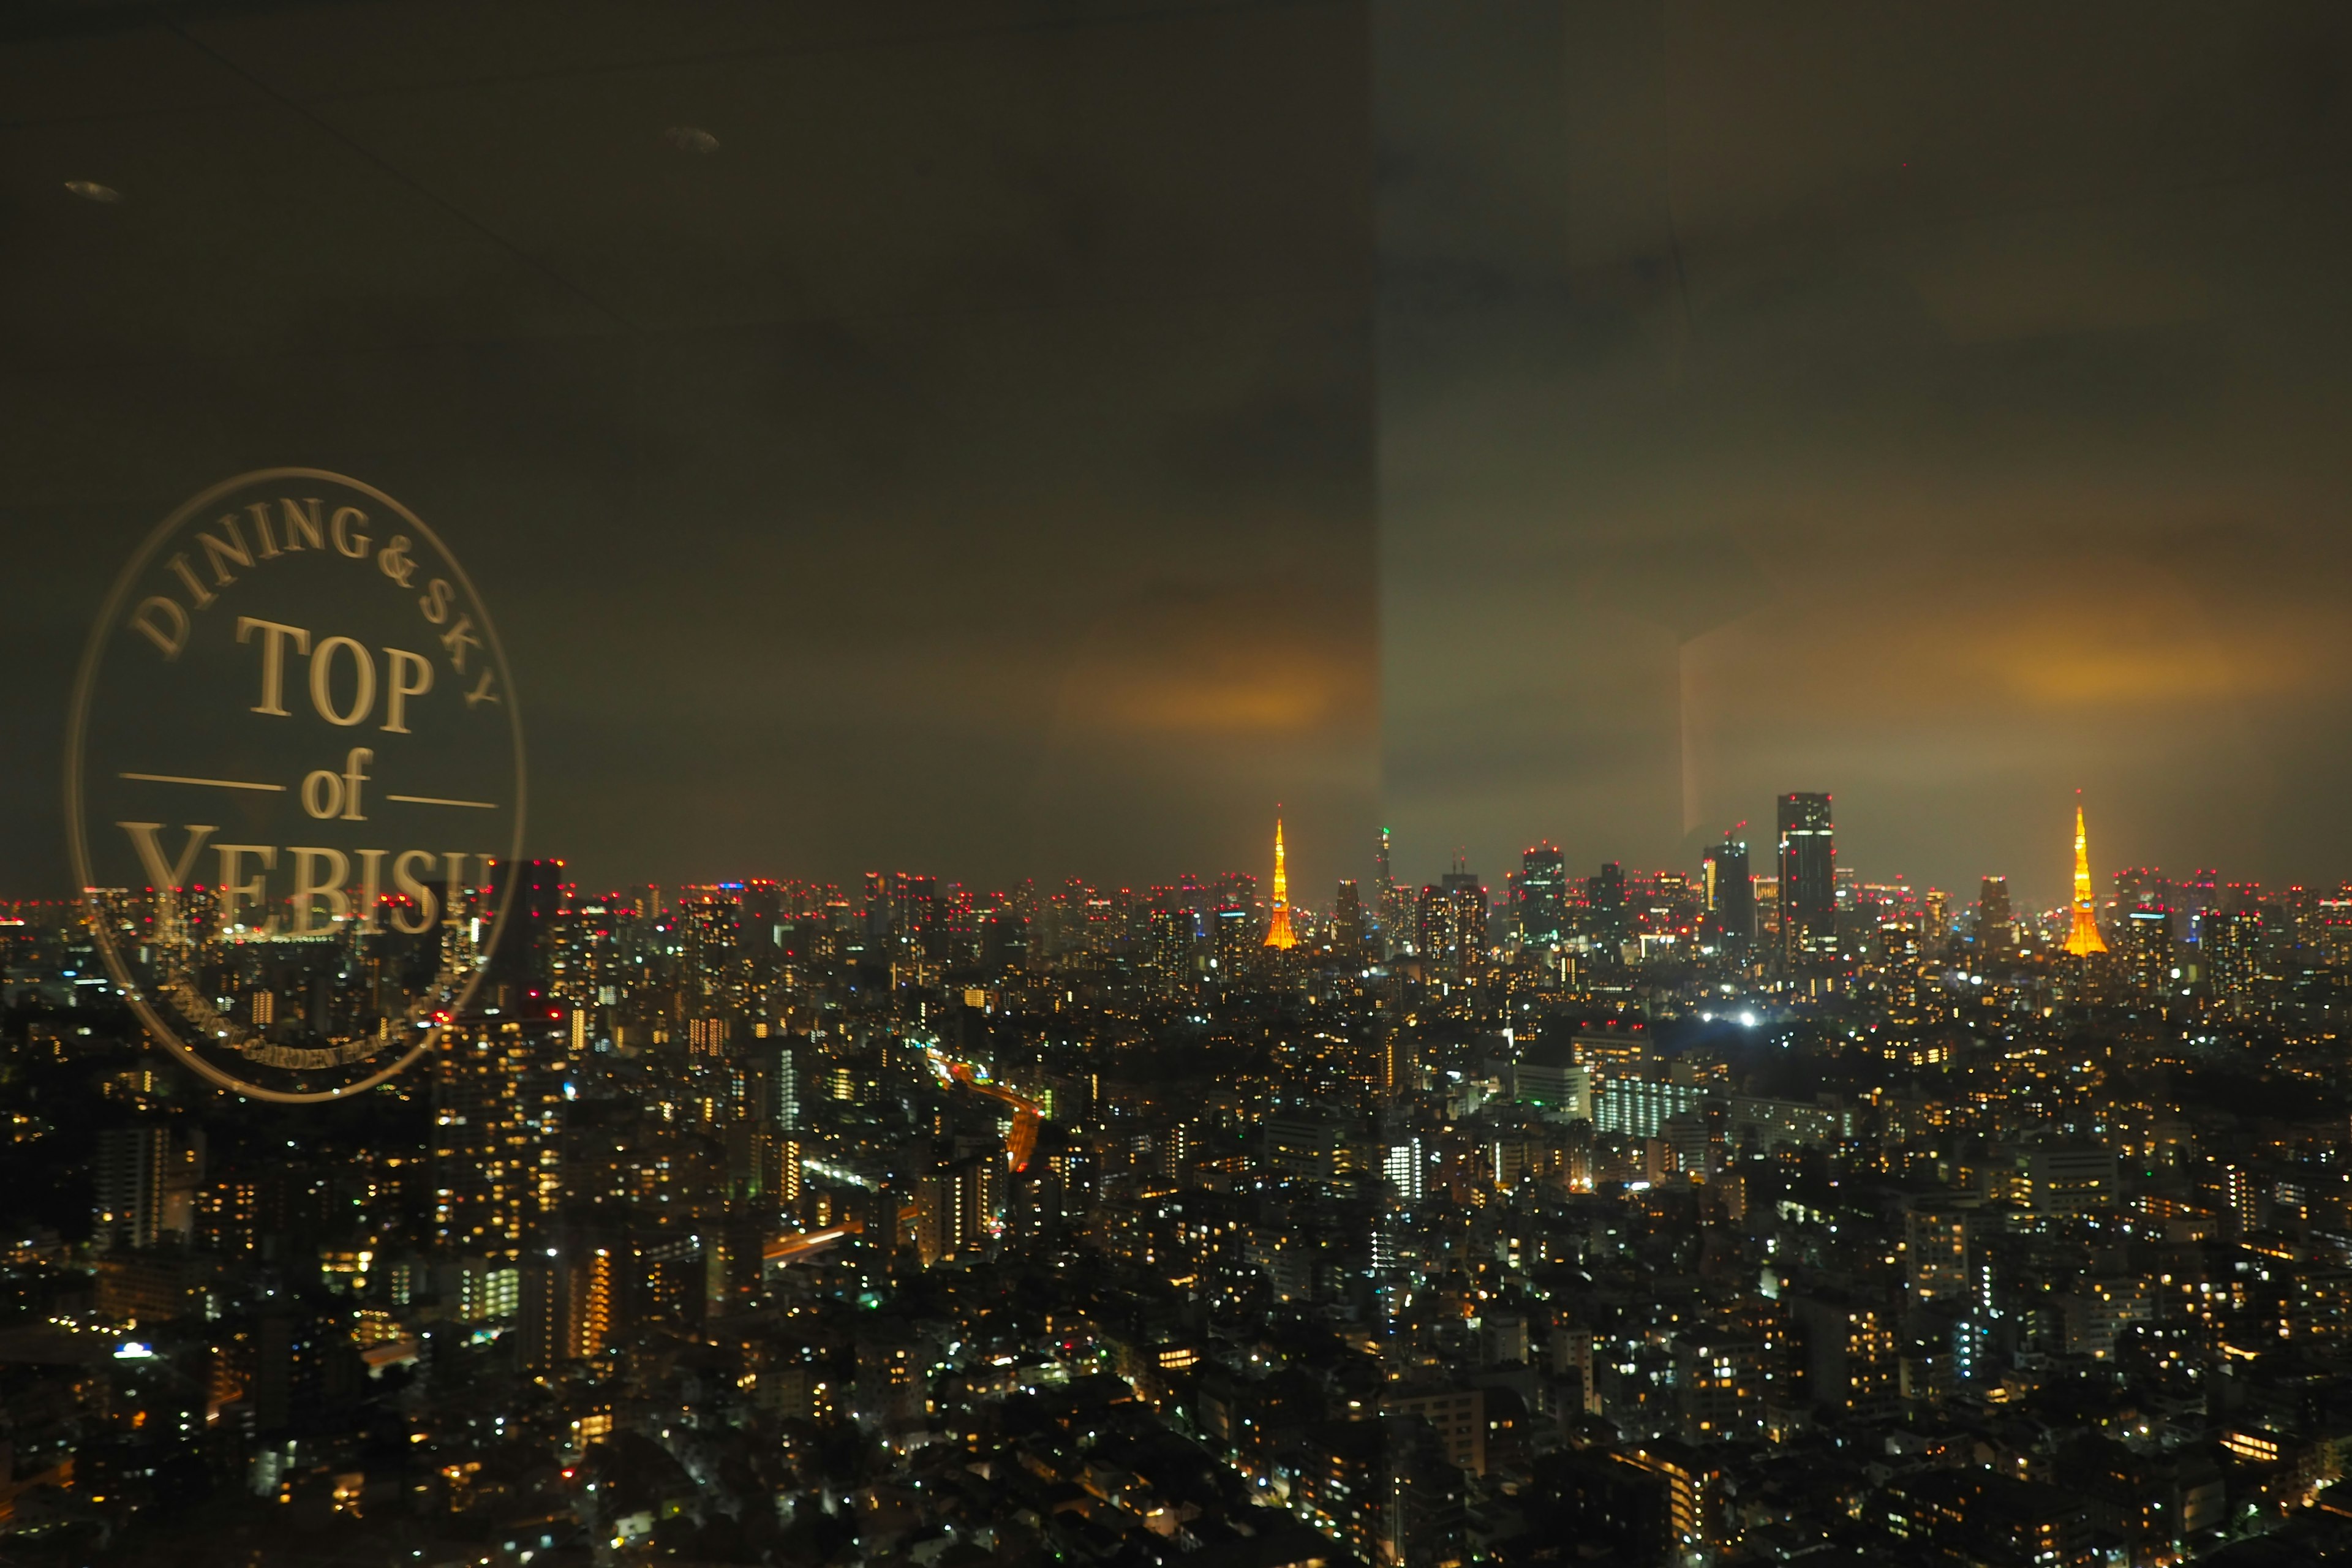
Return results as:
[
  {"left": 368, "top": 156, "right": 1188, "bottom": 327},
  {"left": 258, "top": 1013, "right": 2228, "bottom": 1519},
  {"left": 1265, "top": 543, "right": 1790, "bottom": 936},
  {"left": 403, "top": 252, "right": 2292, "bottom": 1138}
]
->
[
  {"left": 1740, "top": 1011, "right": 1758, "bottom": 1027},
  {"left": 115, "top": 1341, "right": 154, "bottom": 1359}
]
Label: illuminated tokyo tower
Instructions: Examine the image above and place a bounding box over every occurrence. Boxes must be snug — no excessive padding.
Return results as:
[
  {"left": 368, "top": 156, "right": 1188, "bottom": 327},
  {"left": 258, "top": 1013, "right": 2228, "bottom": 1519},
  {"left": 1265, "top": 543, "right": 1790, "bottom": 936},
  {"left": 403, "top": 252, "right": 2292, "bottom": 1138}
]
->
[
  {"left": 2064, "top": 797, "right": 2108, "bottom": 957},
  {"left": 1264, "top": 813, "right": 1298, "bottom": 950}
]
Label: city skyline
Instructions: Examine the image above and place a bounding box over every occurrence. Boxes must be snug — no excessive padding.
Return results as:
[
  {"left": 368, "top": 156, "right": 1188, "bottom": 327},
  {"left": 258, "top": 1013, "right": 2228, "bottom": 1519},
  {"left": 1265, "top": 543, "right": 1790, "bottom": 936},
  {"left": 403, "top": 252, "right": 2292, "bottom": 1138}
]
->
[
  {"left": 10, "top": 793, "right": 2291, "bottom": 935},
  {"left": 12, "top": 733, "right": 2348, "bottom": 1565}
]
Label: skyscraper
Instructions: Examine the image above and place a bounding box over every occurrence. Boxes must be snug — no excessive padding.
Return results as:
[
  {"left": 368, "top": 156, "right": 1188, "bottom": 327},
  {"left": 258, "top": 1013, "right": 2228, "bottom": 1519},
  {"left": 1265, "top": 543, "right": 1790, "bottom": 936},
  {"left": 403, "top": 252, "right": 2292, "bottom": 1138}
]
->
[
  {"left": 1777, "top": 793, "right": 1836, "bottom": 972},
  {"left": 2113, "top": 867, "right": 2168, "bottom": 918},
  {"left": 485, "top": 858, "right": 568, "bottom": 1005},
  {"left": 1264, "top": 816, "right": 1298, "bottom": 951},
  {"left": 1923, "top": 889, "right": 1950, "bottom": 948},
  {"left": 2062, "top": 802, "right": 2109, "bottom": 957},
  {"left": 1376, "top": 827, "right": 1412, "bottom": 956},
  {"left": 1333, "top": 880, "right": 1366, "bottom": 959},
  {"left": 2209, "top": 907, "right": 2264, "bottom": 1008},
  {"left": 1978, "top": 876, "right": 2013, "bottom": 955},
  {"left": 1517, "top": 843, "right": 1567, "bottom": 951},
  {"left": 94, "top": 1125, "right": 168, "bottom": 1252},
  {"left": 2178, "top": 869, "right": 2220, "bottom": 946},
  {"left": 1146, "top": 906, "right": 1192, "bottom": 995},
  {"left": 1587, "top": 861, "right": 1628, "bottom": 955},
  {"left": 1418, "top": 866, "right": 1488, "bottom": 988},
  {"left": 433, "top": 1022, "right": 564, "bottom": 1257},
  {"left": 1701, "top": 835, "right": 1754, "bottom": 957},
  {"left": 1213, "top": 907, "right": 1256, "bottom": 976},
  {"left": 2122, "top": 907, "right": 2173, "bottom": 993}
]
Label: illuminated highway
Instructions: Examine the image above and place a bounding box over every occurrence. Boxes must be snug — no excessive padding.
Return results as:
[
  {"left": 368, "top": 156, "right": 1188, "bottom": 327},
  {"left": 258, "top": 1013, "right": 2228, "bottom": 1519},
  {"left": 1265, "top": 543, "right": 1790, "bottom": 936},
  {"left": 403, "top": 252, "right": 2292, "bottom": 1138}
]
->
[
  {"left": 766, "top": 1051, "right": 1044, "bottom": 1267},
  {"left": 925, "top": 1050, "right": 1042, "bottom": 1172},
  {"left": 762, "top": 1223, "right": 855, "bottom": 1264}
]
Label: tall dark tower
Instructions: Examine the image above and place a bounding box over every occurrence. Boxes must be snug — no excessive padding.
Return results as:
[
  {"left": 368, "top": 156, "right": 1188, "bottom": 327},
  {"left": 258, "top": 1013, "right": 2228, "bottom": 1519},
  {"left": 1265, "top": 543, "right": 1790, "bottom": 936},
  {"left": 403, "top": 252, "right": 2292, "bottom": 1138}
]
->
[
  {"left": 485, "top": 858, "right": 567, "bottom": 1006},
  {"left": 1586, "top": 861, "right": 1629, "bottom": 955},
  {"left": 1373, "top": 826, "right": 1401, "bottom": 955},
  {"left": 1517, "top": 843, "right": 1567, "bottom": 951},
  {"left": 1978, "top": 876, "right": 2013, "bottom": 956},
  {"left": 1333, "top": 880, "right": 1366, "bottom": 959},
  {"left": 1776, "top": 794, "right": 1836, "bottom": 973},
  {"left": 1703, "top": 835, "right": 1754, "bottom": 957}
]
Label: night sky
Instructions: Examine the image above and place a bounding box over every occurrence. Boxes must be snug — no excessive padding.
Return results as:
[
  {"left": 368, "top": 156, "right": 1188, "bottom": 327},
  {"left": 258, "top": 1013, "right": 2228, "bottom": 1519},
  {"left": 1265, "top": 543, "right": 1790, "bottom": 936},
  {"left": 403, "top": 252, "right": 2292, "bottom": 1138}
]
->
[
  {"left": 6, "top": 2, "right": 2351, "bottom": 910},
  {"left": 1381, "top": 1, "right": 2352, "bottom": 908}
]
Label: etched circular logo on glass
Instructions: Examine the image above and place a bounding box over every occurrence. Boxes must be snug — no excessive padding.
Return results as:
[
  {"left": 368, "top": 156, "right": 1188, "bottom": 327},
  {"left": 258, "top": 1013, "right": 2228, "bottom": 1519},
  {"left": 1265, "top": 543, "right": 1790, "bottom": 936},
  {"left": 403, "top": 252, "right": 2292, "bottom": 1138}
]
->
[{"left": 66, "top": 470, "right": 525, "bottom": 1101}]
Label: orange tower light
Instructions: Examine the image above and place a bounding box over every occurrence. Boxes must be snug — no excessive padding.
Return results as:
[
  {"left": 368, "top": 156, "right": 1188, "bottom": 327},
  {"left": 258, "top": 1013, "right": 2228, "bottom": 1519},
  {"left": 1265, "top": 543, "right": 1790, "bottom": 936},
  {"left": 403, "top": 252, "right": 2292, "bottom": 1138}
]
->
[
  {"left": 1264, "top": 814, "right": 1298, "bottom": 950},
  {"left": 2064, "top": 798, "right": 2108, "bottom": 957}
]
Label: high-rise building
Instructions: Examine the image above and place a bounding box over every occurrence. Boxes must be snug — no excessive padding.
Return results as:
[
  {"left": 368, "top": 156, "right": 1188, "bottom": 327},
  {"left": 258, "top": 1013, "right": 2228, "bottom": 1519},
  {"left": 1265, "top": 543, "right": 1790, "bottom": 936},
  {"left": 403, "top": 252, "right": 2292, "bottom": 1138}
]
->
[
  {"left": 2319, "top": 886, "right": 2352, "bottom": 967},
  {"left": 1776, "top": 794, "right": 1836, "bottom": 972},
  {"left": 890, "top": 873, "right": 941, "bottom": 957},
  {"left": 1791, "top": 1288, "right": 1896, "bottom": 1416},
  {"left": 1586, "top": 862, "right": 1628, "bottom": 955},
  {"left": 2062, "top": 802, "right": 2108, "bottom": 957},
  {"left": 1264, "top": 816, "right": 1298, "bottom": 951},
  {"left": 1332, "top": 880, "right": 1366, "bottom": 959},
  {"left": 1378, "top": 827, "right": 1413, "bottom": 956},
  {"left": 741, "top": 879, "right": 783, "bottom": 965},
  {"left": 1905, "top": 1206, "right": 1977, "bottom": 1303},
  {"left": 1517, "top": 843, "right": 1567, "bottom": 951},
  {"left": 1382, "top": 1134, "right": 1424, "bottom": 1202},
  {"left": 433, "top": 1022, "right": 563, "bottom": 1257},
  {"left": 1700, "top": 837, "right": 1753, "bottom": 956},
  {"left": 1594, "top": 1077, "right": 1712, "bottom": 1140},
  {"left": 1513, "top": 1041, "right": 1591, "bottom": 1118},
  {"left": 777, "top": 1044, "right": 801, "bottom": 1130},
  {"left": 1418, "top": 867, "right": 1488, "bottom": 988},
  {"left": 680, "top": 884, "right": 745, "bottom": 1008},
  {"left": 1978, "top": 876, "right": 2012, "bottom": 955},
  {"left": 979, "top": 911, "right": 1030, "bottom": 973},
  {"left": 1291, "top": 1420, "right": 1392, "bottom": 1566},
  {"left": 1146, "top": 907, "right": 1193, "bottom": 995},
  {"left": 2209, "top": 908, "right": 2265, "bottom": 1008},
  {"left": 1212, "top": 907, "right": 1256, "bottom": 978},
  {"left": 1382, "top": 1027, "right": 1417, "bottom": 1097},
  {"left": 485, "top": 858, "right": 567, "bottom": 1005},
  {"left": 2178, "top": 868, "right": 2221, "bottom": 945},
  {"left": 560, "top": 1246, "right": 615, "bottom": 1360},
  {"left": 2022, "top": 1146, "right": 2118, "bottom": 1215},
  {"left": 94, "top": 1125, "right": 169, "bottom": 1252},
  {"left": 2113, "top": 867, "right": 2168, "bottom": 918},
  {"left": 2122, "top": 907, "right": 2173, "bottom": 993},
  {"left": 911, "top": 1157, "right": 999, "bottom": 1268}
]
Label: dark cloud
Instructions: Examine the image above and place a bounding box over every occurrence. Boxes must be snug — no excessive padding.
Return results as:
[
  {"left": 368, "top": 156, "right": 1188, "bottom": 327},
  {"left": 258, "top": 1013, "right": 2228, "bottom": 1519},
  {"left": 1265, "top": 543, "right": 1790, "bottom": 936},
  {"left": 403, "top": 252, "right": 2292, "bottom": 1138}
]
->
[
  {"left": 0, "top": 1, "right": 1376, "bottom": 900},
  {"left": 1378, "top": 0, "right": 2352, "bottom": 906},
  {"left": 12, "top": 1, "right": 2352, "bottom": 913}
]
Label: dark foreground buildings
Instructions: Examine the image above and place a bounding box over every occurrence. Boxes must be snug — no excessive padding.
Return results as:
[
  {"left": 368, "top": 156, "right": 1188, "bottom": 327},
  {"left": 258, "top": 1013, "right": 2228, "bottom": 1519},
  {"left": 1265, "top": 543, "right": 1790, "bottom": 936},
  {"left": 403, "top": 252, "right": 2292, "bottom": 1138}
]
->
[{"left": 12, "top": 804, "right": 2352, "bottom": 1565}]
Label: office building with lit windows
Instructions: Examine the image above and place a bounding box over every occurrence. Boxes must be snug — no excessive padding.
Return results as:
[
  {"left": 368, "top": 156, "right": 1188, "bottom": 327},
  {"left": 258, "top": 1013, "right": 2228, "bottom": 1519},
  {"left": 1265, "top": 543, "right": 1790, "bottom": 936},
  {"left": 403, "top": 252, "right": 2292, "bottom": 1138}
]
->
[
  {"left": 1701, "top": 836, "right": 1754, "bottom": 957},
  {"left": 1515, "top": 843, "right": 1567, "bottom": 951},
  {"left": 1776, "top": 793, "right": 1837, "bottom": 978}
]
